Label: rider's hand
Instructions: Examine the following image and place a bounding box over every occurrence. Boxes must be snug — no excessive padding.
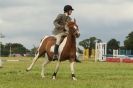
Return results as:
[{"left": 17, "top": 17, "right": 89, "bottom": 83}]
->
[{"left": 63, "top": 29, "right": 66, "bottom": 32}]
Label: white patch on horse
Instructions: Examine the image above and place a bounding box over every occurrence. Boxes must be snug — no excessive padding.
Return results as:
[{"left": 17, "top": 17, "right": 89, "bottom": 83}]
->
[
  {"left": 50, "top": 37, "right": 67, "bottom": 58},
  {"left": 38, "top": 36, "right": 49, "bottom": 51},
  {"left": 58, "top": 37, "right": 67, "bottom": 55},
  {"left": 50, "top": 46, "right": 54, "bottom": 52}
]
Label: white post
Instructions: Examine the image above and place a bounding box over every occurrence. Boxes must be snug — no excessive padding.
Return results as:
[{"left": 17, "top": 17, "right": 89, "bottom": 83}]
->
[
  {"left": 104, "top": 44, "right": 107, "bottom": 60},
  {"left": 100, "top": 43, "right": 103, "bottom": 61},
  {"left": 95, "top": 42, "right": 107, "bottom": 61},
  {"left": 102, "top": 43, "right": 107, "bottom": 61},
  {"left": 95, "top": 42, "right": 98, "bottom": 62},
  {"left": 113, "top": 49, "right": 118, "bottom": 57}
]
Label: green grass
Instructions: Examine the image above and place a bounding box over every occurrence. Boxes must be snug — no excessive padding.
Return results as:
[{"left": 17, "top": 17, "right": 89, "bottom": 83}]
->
[{"left": 1, "top": 57, "right": 133, "bottom": 88}]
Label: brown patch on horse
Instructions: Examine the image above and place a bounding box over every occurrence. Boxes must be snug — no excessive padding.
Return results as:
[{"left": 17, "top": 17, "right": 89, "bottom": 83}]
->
[
  {"left": 60, "top": 34, "right": 76, "bottom": 62},
  {"left": 37, "top": 36, "right": 55, "bottom": 60},
  {"left": 59, "top": 21, "right": 77, "bottom": 62}
]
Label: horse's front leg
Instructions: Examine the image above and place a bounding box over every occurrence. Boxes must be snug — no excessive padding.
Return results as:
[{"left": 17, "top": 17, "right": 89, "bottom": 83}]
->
[
  {"left": 52, "top": 61, "right": 61, "bottom": 80},
  {"left": 41, "top": 58, "right": 50, "bottom": 78},
  {"left": 26, "top": 53, "right": 39, "bottom": 71},
  {"left": 70, "top": 61, "right": 77, "bottom": 80}
]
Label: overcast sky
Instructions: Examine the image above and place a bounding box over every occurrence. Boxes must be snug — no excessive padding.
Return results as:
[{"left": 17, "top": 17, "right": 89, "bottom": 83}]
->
[{"left": 0, "top": 0, "right": 133, "bottom": 49}]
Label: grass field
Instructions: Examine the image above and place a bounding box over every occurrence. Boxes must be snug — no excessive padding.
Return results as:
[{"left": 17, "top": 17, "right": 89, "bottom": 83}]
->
[{"left": 1, "top": 57, "right": 133, "bottom": 88}]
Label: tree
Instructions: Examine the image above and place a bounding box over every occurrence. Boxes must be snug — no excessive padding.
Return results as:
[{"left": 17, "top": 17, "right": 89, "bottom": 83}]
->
[
  {"left": 30, "top": 45, "right": 37, "bottom": 56},
  {"left": 2, "top": 43, "right": 29, "bottom": 56},
  {"left": 124, "top": 31, "right": 133, "bottom": 49},
  {"left": 79, "top": 39, "right": 90, "bottom": 49},
  {"left": 79, "top": 37, "right": 102, "bottom": 57},
  {"left": 107, "top": 38, "right": 120, "bottom": 54},
  {"left": 89, "top": 37, "right": 96, "bottom": 57},
  {"left": 2, "top": 44, "right": 10, "bottom": 56}
]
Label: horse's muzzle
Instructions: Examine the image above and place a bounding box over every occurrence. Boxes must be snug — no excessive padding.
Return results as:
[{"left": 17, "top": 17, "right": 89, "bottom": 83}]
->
[{"left": 75, "top": 32, "right": 80, "bottom": 38}]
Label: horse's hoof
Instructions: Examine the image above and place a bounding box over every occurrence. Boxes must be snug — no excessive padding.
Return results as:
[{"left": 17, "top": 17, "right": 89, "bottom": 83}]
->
[
  {"left": 41, "top": 76, "right": 45, "bottom": 79},
  {"left": 72, "top": 77, "right": 77, "bottom": 81},
  {"left": 52, "top": 76, "right": 56, "bottom": 80}
]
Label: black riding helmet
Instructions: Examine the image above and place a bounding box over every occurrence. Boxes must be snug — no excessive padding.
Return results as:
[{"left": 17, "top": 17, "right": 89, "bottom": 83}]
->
[{"left": 64, "top": 5, "right": 74, "bottom": 12}]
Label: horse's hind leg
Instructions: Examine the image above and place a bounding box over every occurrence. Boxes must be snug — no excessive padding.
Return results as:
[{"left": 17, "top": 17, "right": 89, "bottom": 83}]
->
[
  {"left": 26, "top": 52, "right": 40, "bottom": 71},
  {"left": 52, "top": 61, "right": 61, "bottom": 80},
  {"left": 70, "top": 61, "right": 77, "bottom": 80},
  {"left": 41, "top": 58, "right": 50, "bottom": 78}
]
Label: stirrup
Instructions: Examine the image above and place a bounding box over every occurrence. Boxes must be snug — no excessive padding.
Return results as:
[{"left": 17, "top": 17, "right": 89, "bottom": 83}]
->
[{"left": 53, "top": 54, "right": 58, "bottom": 61}]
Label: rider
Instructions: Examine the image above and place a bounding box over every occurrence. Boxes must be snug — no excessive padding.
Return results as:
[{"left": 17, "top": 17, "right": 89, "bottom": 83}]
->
[{"left": 52, "top": 5, "right": 74, "bottom": 60}]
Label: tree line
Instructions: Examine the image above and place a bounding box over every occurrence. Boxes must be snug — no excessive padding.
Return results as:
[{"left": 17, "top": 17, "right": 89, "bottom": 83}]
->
[
  {"left": 79, "top": 31, "right": 133, "bottom": 57},
  {"left": 0, "top": 43, "right": 34, "bottom": 57},
  {"left": 0, "top": 31, "right": 133, "bottom": 57}
]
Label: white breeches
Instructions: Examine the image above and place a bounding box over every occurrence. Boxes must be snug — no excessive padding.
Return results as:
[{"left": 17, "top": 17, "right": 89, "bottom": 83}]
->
[{"left": 55, "top": 32, "right": 68, "bottom": 45}]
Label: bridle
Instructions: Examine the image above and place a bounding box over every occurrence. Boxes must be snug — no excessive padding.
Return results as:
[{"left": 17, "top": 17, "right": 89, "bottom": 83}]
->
[
  {"left": 65, "top": 19, "right": 80, "bottom": 38},
  {"left": 73, "top": 23, "right": 80, "bottom": 38}
]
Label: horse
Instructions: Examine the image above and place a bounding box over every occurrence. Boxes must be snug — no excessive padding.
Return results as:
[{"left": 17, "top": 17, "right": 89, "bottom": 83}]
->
[{"left": 26, "top": 19, "right": 80, "bottom": 80}]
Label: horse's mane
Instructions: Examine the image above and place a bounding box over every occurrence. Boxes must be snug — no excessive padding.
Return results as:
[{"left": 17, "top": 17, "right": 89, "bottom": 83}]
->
[{"left": 67, "top": 21, "right": 75, "bottom": 29}]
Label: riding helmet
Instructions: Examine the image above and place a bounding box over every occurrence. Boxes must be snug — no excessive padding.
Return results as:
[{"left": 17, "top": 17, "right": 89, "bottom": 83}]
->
[{"left": 64, "top": 5, "right": 74, "bottom": 12}]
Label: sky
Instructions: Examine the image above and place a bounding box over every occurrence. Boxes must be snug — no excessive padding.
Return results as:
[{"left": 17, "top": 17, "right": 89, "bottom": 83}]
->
[{"left": 0, "top": 0, "right": 133, "bottom": 49}]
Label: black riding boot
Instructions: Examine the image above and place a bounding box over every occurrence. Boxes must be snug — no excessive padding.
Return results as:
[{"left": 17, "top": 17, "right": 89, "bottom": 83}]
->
[{"left": 53, "top": 44, "right": 59, "bottom": 61}]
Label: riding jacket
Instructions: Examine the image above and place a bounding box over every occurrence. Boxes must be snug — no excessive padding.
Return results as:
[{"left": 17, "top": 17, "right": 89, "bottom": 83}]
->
[{"left": 52, "top": 13, "right": 71, "bottom": 35}]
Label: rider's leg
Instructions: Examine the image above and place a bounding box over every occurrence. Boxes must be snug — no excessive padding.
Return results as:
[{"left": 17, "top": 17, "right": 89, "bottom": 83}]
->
[
  {"left": 53, "top": 33, "right": 67, "bottom": 60},
  {"left": 53, "top": 44, "right": 59, "bottom": 60},
  {"left": 53, "top": 34, "right": 62, "bottom": 60}
]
